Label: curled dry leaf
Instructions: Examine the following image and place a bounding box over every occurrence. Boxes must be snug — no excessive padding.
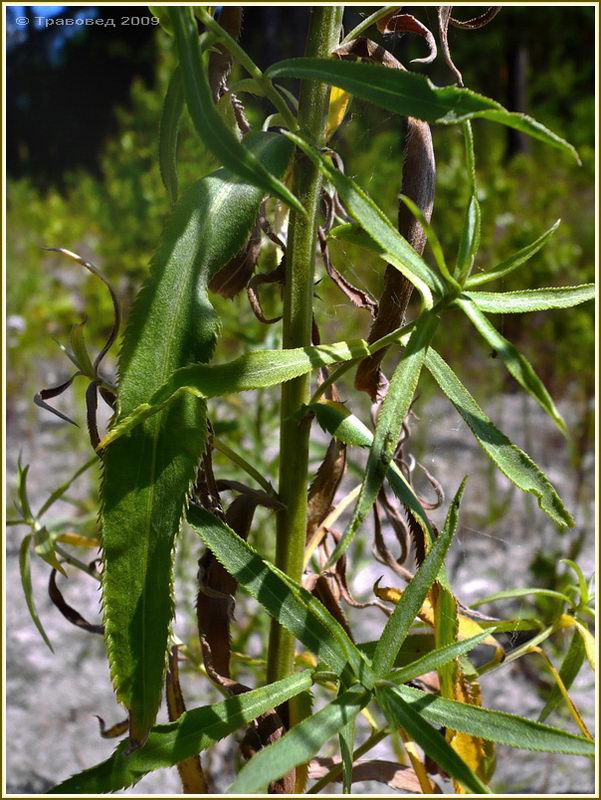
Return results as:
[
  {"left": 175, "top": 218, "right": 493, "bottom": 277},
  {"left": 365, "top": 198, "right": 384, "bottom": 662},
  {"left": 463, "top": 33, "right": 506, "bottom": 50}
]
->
[
  {"left": 309, "top": 756, "right": 427, "bottom": 793},
  {"left": 94, "top": 716, "right": 129, "bottom": 739},
  {"left": 449, "top": 7, "right": 501, "bottom": 30},
  {"left": 48, "top": 569, "right": 104, "bottom": 635},
  {"left": 438, "top": 5, "right": 464, "bottom": 86},
  {"left": 376, "top": 12, "right": 437, "bottom": 65},
  {"left": 307, "top": 438, "right": 347, "bottom": 541},
  {"left": 196, "top": 493, "right": 258, "bottom": 677},
  {"left": 247, "top": 260, "right": 285, "bottom": 324},
  {"left": 166, "top": 647, "right": 210, "bottom": 793}
]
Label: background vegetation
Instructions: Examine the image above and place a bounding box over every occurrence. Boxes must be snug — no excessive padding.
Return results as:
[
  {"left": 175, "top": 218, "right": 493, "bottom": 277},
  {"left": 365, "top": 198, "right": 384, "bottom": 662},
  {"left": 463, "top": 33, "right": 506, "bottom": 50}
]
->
[{"left": 6, "top": 5, "right": 595, "bottom": 794}]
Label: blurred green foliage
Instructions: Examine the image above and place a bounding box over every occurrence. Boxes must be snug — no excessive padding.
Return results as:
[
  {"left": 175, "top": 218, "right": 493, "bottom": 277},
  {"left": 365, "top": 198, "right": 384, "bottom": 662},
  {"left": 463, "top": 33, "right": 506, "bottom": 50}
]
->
[{"left": 7, "top": 12, "right": 594, "bottom": 415}]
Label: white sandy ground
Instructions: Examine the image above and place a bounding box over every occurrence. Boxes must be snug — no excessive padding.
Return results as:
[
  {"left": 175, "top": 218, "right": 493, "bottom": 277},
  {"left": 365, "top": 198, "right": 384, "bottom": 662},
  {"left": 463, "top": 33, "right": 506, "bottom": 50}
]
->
[{"left": 5, "top": 391, "right": 595, "bottom": 794}]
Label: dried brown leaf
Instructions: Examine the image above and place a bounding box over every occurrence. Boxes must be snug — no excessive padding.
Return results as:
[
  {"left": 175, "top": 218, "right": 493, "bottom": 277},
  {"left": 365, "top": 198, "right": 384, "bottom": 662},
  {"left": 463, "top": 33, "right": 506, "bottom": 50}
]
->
[
  {"left": 166, "top": 647, "right": 210, "bottom": 793},
  {"left": 48, "top": 569, "right": 104, "bottom": 635}
]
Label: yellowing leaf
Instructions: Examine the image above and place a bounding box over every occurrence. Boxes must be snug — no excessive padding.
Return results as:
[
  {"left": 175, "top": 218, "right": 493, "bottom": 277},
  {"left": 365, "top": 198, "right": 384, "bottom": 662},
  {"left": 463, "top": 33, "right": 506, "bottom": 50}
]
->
[
  {"left": 326, "top": 86, "right": 351, "bottom": 139},
  {"left": 375, "top": 585, "right": 503, "bottom": 662},
  {"left": 449, "top": 669, "right": 495, "bottom": 793},
  {"left": 574, "top": 620, "right": 595, "bottom": 671}
]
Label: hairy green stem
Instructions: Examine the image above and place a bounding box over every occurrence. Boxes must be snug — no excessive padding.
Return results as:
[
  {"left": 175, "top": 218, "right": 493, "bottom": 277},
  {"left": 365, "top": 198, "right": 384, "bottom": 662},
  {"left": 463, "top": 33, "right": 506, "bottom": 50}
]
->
[{"left": 267, "top": 6, "right": 344, "bottom": 686}]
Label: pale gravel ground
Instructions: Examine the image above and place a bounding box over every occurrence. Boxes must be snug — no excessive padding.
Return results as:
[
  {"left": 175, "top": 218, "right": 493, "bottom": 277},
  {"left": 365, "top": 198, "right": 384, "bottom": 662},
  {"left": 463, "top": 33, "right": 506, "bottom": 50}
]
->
[{"left": 5, "top": 387, "right": 595, "bottom": 795}]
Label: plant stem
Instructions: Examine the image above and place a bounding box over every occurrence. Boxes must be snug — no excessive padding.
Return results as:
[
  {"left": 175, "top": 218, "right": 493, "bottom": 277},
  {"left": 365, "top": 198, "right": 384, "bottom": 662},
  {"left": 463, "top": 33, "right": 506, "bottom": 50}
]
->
[{"left": 267, "top": 6, "right": 344, "bottom": 686}]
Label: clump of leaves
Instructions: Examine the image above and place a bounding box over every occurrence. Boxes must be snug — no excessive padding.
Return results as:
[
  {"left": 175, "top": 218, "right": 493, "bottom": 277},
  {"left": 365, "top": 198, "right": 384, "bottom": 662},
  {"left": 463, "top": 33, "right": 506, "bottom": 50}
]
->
[{"left": 16, "top": 6, "right": 594, "bottom": 795}]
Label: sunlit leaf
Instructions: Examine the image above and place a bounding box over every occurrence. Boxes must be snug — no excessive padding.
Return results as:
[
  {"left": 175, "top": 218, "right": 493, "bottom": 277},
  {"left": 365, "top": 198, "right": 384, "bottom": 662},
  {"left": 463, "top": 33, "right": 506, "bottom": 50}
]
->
[
  {"left": 49, "top": 672, "right": 312, "bottom": 793},
  {"left": 425, "top": 347, "right": 574, "bottom": 526},
  {"left": 186, "top": 505, "right": 373, "bottom": 685},
  {"left": 231, "top": 686, "right": 370, "bottom": 794},
  {"left": 169, "top": 7, "right": 304, "bottom": 214},
  {"left": 462, "top": 284, "right": 595, "bottom": 314},
  {"left": 372, "top": 479, "right": 466, "bottom": 677},
  {"left": 466, "top": 220, "right": 561, "bottom": 287},
  {"left": 267, "top": 59, "right": 579, "bottom": 161}
]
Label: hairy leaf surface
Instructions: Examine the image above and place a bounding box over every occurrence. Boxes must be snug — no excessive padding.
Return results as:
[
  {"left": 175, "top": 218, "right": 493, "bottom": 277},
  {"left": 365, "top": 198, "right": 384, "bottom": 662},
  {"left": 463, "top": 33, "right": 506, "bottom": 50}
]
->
[
  {"left": 186, "top": 505, "right": 373, "bottom": 685},
  {"left": 386, "top": 684, "right": 595, "bottom": 757},
  {"left": 462, "top": 285, "right": 595, "bottom": 314},
  {"left": 169, "top": 7, "right": 304, "bottom": 214},
  {"left": 101, "top": 131, "right": 293, "bottom": 744},
  {"left": 100, "top": 338, "right": 371, "bottom": 448}
]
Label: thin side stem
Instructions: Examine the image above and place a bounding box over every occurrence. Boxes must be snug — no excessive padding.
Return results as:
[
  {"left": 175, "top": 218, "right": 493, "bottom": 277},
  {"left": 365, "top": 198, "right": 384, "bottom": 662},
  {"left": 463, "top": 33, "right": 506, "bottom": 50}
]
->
[{"left": 267, "top": 6, "right": 344, "bottom": 686}]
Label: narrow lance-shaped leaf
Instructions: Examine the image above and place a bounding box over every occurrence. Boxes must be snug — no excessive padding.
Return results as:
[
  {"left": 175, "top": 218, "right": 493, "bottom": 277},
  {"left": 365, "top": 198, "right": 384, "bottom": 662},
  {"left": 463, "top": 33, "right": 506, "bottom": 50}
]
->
[
  {"left": 285, "top": 130, "right": 445, "bottom": 304},
  {"left": 267, "top": 58, "right": 579, "bottom": 161},
  {"left": 461, "top": 284, "right": 595, "bottom": 314},
  {"left": 309, "top": 400, "right": 436, "bottom": 550},
  {"left": 372, "top": 478, "right": 467, "bottom": 677},
  {"left": 186, "top": 505, "right": 374, "bottom": 685},
  {"left": 376, "top": 685, "right": 491, "bottom": 794},
  {"left": 101, "top": 132, "right": 294, "bottom": 745},
  {"left": 325, "top": 312, "right": 439, "bottom": 569},
  {"left": 19, "top": 535, "right": 53, "bottom": 652},
  {"left": 169, "top": 7, "right": 305, "bottom": 215},
  {"left": 539, "top": 630, "right": 586, "bottom": 722},
  {"left": 457, "top": 296, "right": 568, "bottom": 435},
  {"left": 386, "top": 683, "right": 595, "bottom": 757},
  {"left": 385, "top": 630, "right": 495, "bottom": 686},
  {"left": 425, "top": 346, "right": 574, "bottom": 527},
  {"left": 230, "top": 686, "right": 370, "bottom": 794},
  {"left": 466, "top": 220, "right": 561, "bottom": 287},
  {"left": 49, "top": 671, "right": 312, "bottom": 794},
  {"left": 329, "top": 221, "right": 447, "bottom": 294},
  {"left": 159, "top": 66, "right": 184, "bottom": 207}
]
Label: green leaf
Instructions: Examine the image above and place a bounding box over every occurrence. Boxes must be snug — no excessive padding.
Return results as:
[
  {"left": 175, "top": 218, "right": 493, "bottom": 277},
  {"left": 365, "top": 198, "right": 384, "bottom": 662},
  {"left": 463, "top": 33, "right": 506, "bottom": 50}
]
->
[
  {"left": 425, "top": 347, "right": 574, "bottom": 527},
  {"left": 462, "top": 284, "right": 595, "bottom": 314},
  {"left": 148, "top": 6, "right": 174, "bottom": 35},
  {"left": 310, "top": 401, "right": 436, "bottom": 550},
  {"left": 49, "top": 671, "right": 311, "bottom": 794},
  {"left": 376, "top": 685, "right": 491, "bottom": 794},
  {"left": 471, "top": 588, "right": 572, "bottom": 607},
  {"left": 398, "top": 197, "right": 459, "bottom": 289},
  {"left": 466, "top": 220, "right": 561, "bottom": 287},
  {"left": 37, "top": 456, "right": 97, "bottom": 518},
  {"left": 384, "top": 630, "right": 494, "bottom": 686},
  {"left": 230, "top": 685, "right": 370, "bottom": 794},
  {"left": 338, "top": 711, "right": 356, "bottom": 794},
  {"left": 16, "top": 458, "right": 34, "bottom": 522},
  {"left": 285, "top": 130, "right": 444, "bottom": 304},
  {"left": 561, "top": 558, "right": 591, "bottom": 604},
  {"left": 159, "top": 67, "right": 184, "bottom": 206},
  {"left": 19, "top": 535, "right": 53, "bottom": 652},
  {"left": 186, "top": 505, "right": 373, "bottom": 685},
  {"left": 539, "top": 630, "right": 587, "bottom": 722},
  {"left": 267, "top": 59, "right": 579, "bottom": 162},
  {"left": 69, "top": 320, "right": 95, "bottom": 378},
  {"left": 328, "top": 222, "right": 444, "bottom": 297},
  {"left": 387, "top": 683, "right": 595, "bottom": 757},
  {"left": 101, "top": 131, "right": 293, "bottom": 744},
  {"left": 457, "top": 296, "right": 567, "bottom": 434},
  {"left": 325, "top": 313, "right": 439, "bottom": 569},
  {"left": 372, "top": 478, "right": 467, "bottom": 677},
  {"left": 100, "top": 338, "right": 371, "bottom": 448},
  {"left": 456, "top": 195, "right": 481, "bottom": 281},
  {"left": 169, "top": 7, "right": 304, "bottom": 215}
]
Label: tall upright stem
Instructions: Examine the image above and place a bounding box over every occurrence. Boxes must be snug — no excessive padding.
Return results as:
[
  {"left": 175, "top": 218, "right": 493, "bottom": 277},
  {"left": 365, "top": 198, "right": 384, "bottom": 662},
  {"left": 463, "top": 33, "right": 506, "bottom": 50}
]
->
[{"left": 267, "top": 6, "right": 344, "bottom": 685}]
